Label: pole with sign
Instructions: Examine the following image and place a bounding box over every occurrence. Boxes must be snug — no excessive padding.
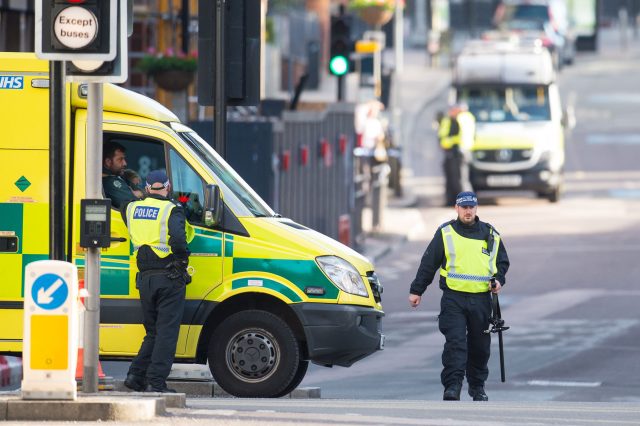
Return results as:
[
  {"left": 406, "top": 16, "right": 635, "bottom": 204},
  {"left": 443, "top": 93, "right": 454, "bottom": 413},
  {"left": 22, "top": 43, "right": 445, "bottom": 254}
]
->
[{"left": 22, "top": 260, "right": 79, "bottom": 400}]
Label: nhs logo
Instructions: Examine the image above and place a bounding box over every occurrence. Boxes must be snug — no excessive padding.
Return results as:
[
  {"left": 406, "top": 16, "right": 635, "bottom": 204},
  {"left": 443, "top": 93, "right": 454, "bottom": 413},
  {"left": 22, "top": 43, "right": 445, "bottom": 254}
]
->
[
  {"left": 0, "top": 76, "right": 24, "bottom": 90},
  {"left": 133, "top": 206, "right": 160, "bottom": 220}
]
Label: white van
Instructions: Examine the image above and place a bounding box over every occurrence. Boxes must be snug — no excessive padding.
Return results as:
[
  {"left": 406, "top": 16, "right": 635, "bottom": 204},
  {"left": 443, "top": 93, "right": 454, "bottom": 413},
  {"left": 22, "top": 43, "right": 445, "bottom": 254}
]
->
[{"left": 452, "top": 40, "right": 567, "bottom": 202}]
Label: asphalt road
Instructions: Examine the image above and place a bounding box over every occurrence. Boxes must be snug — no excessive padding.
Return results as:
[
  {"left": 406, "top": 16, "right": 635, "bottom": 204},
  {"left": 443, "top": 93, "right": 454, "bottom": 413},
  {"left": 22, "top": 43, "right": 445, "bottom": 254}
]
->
[{"left": 298, "top": 33, "right": 640, "bottom": 404}]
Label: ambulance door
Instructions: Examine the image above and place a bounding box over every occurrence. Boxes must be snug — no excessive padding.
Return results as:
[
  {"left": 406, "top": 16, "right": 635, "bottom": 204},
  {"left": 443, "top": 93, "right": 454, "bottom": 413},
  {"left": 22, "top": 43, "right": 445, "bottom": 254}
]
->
[{"left": 91, "top": 122, "right": 222, "bottom": 357}]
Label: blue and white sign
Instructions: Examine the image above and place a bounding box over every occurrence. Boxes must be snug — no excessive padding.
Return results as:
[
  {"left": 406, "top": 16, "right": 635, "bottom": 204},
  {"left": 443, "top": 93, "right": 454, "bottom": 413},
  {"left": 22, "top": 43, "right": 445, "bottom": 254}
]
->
[
  {"left": 31, "top": 273, "right": 69, "bottom": 310},
  {"left": 23, "top": 260, "right": 79, "bottom": 400},
  {"left": 0, "top": 76, "right": 24, "bottom": 89}
]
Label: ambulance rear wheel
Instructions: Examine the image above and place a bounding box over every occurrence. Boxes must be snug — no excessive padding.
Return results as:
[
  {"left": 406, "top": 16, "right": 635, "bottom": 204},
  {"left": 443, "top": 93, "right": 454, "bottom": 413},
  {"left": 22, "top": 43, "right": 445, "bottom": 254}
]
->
[{"left": 208, "top": 310, "right": 301, "bottom": 398}]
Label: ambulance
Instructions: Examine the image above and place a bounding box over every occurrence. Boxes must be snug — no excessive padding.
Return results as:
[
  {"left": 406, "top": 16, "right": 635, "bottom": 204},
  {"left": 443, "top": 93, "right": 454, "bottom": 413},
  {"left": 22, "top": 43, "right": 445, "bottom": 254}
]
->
[
  {"left": 0, "top": 53, "right": 384, "bottom": 397},
  {"left": 453, "top": 40, "right": 567, "bottom": 202}
]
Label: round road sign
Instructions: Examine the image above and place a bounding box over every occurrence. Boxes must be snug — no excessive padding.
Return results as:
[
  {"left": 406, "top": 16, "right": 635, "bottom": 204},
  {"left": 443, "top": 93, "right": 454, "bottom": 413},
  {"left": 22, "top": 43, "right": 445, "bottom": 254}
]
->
[{"left": 53, "top": 6, "right": 98, "bottom": 49}]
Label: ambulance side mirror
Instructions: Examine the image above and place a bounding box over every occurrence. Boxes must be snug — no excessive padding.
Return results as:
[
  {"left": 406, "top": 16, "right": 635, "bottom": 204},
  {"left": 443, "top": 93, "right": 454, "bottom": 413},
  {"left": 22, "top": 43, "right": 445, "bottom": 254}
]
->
[{"left": 204, "top": 184, "right": 223, "bottom": 227}]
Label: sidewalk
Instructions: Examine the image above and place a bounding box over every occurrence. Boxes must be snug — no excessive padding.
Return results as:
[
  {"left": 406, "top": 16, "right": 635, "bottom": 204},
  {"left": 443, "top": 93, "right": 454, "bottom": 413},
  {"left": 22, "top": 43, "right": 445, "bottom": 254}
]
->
[{"left": 359, "top": 46, "right": 451, "bottom": 264}]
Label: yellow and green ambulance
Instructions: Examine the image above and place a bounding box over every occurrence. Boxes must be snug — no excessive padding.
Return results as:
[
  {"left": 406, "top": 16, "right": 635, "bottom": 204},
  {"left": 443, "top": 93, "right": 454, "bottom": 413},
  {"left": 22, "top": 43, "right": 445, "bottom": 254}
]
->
[{"left": 0, "top": 53, "right": 384, "bottom": 397}]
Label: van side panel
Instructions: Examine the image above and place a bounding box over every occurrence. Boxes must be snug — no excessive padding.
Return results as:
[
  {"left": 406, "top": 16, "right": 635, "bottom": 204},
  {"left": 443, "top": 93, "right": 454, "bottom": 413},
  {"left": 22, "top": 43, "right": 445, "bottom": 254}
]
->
[{"left": 0, "top": 65, "right": 56, "bottom": 352}]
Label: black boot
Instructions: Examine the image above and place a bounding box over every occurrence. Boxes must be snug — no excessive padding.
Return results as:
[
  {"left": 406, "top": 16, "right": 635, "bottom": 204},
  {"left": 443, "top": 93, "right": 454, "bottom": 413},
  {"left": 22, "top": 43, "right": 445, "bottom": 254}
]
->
[
  {"left": 124, "top": 374, "right": 147, "bottom": 392},
  {"left": 443, "top": 383, "right": 462, "bottom": 401},
  {"left": 147, "top": 383, "right": 177, "bottom": 393},
  {"left": 468, "top": 386, "right": 489, "bottom": 401}
]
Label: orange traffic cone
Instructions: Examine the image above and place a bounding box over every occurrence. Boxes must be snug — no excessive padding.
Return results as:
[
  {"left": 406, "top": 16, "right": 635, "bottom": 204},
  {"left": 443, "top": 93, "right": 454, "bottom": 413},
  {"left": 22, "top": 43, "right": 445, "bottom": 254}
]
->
[{"left": 75, "top": 279, "right": 114, "bottom": 391}]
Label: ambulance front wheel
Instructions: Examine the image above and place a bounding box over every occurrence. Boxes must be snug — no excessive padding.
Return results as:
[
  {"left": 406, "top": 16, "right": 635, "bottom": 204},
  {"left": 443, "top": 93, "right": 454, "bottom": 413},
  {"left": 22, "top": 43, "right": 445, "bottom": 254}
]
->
[{"left": 208, "top": 310, "right": 302, "bottom": 398}]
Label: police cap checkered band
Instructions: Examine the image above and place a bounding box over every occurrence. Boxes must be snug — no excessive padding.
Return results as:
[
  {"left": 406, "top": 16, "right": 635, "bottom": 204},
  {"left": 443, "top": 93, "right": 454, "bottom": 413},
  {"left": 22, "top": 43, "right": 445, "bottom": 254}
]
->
[
  {"left": 145, "top": 170, "right": 170, "bottom": 190},
  {"left": 456, "top": 191, "right": 478, "bottom": 206}
]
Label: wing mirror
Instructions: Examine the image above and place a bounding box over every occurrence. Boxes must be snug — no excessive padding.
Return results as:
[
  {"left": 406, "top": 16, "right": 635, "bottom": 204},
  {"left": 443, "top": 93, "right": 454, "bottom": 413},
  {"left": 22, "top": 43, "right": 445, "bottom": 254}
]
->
[{"left": 204, "top": 184, "right": 223, "bottom": 227}]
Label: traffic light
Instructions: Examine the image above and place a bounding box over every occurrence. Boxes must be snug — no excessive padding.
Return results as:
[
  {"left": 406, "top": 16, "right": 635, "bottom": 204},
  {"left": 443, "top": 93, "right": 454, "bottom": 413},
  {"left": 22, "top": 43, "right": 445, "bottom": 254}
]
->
[
  {"left": 329, "top": 13, "right": 353, "bottom": 77},
  {"left": 36, "top": 0, "right": 117, "bottom": 61},
  {"left": 66, "top": 0, "right": 128, "bottom": 83},
  {"left": 198, "top": 0, "right": 261, "bottom": 107}
]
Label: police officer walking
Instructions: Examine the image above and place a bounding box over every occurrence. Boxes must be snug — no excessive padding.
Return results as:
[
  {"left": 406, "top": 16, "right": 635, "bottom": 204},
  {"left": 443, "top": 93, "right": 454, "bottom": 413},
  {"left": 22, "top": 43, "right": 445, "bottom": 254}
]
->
[
  {"left": 408, "top": 192, "right": 509, "bottom": 401},
  {"left": 438, "top": 104, "right": 475, "bottom": 206},
  {"left": 122, "top": 170, "right": 194, "bottom": 393}
]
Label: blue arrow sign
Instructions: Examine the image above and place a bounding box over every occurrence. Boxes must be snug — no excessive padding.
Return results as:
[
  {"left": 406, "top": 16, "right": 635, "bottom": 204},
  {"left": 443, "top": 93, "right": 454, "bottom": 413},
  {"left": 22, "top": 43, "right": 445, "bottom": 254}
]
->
[{"left": 32, "top": 273, "right": 69, "bottom": 310}]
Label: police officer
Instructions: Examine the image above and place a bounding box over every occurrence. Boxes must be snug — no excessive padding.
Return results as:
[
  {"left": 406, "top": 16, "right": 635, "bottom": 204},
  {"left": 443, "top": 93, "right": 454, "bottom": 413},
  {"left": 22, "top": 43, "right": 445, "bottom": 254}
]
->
[
  {"left": 103, "top": 141, "right": 139, "bottom": 209},
  {"left": 408, "top": 191, "right": 509, "bottom": 401},
  {"left": 122, "top": 170, "right": 194, "bottom": 393},
  {"left": 438, "top": 104, "right": 475, "bottom": 206}
]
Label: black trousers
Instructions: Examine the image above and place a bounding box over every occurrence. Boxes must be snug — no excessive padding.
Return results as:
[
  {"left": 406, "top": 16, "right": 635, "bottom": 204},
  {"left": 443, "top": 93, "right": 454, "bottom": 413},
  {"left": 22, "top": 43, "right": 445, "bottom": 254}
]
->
[
  {"left": 438, "top": 290, "right": 492, "bottom": 388},
  {"left": 443, "top": 148, "right": 470, "bottom": 205},
  {"left": 128, "top": 270, "right": 186, "bottom": 388}
]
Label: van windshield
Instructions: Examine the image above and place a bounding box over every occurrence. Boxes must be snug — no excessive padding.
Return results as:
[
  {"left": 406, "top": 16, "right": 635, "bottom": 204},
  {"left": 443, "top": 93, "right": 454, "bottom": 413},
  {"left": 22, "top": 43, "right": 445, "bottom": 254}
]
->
[
  {"left": 177, "top": 129, "right": 275, "bottom": 218},
  {"left": 459, "top": 86, "right": 551, "bottom": 123}
]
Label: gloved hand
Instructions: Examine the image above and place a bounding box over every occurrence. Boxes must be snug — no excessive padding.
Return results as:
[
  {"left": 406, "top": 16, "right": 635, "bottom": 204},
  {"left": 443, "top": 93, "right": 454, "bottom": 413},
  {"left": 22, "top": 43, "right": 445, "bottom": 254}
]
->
[{"left": 166, "top": 259, "right": 191, "bottom": 284}]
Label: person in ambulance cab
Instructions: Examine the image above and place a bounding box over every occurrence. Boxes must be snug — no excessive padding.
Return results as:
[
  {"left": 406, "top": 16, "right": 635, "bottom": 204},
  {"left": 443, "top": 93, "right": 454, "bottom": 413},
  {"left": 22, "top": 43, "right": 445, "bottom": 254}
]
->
[
  {"left": 102, "top": 141, "right": 139, "bottom": 209},
  {"left": 121, "top": 170, "right": 194, "bottom": 393}
]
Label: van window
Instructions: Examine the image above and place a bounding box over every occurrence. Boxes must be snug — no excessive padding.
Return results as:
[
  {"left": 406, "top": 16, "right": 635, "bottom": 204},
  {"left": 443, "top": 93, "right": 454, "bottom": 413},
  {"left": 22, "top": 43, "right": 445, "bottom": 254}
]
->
[
  {"left": 460, "top": 86, "right": 550, "bottom": 123},
  {"left": 168, "top": 148, "right": 205, "bottom": 224},
  {"left": 103, "top": 135, "right": 166, "bottom": 209}
]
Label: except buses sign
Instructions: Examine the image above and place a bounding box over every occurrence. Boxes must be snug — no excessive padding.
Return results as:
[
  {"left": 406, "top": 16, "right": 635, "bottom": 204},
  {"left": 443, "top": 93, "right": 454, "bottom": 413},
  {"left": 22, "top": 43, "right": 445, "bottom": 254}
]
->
[
  {"left": 35, "top": 0, "right": 117, "bottom": 61},
  {"left": 53, "top": 6, "right": 99, "bottom": 49}
]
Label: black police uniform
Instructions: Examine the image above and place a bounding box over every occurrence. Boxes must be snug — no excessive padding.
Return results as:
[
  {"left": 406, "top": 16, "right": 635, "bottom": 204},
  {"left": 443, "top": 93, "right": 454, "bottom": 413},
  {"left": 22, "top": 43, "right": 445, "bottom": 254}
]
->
[
  {"left": 410, "top": 216, "right": 509, "bottom": 398},
  {"left": 121, "top": 194, "right": 191, "bottom": 392},
  {"left": 103, "top": 169, "right": 137, "bottom": 209}
]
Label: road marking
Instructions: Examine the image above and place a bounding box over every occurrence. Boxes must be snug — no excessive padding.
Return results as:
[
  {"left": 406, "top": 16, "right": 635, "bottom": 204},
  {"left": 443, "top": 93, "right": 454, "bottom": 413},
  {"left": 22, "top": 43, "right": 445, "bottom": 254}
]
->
[
  {"left": 586, "top": 134, "right": 640, "bottom": 145},
  {"left": 527, "top": 380, "right": 601, "bottom": 388},
  {"left": 609, "top": 189, "right": 640, "bottom": 199}
]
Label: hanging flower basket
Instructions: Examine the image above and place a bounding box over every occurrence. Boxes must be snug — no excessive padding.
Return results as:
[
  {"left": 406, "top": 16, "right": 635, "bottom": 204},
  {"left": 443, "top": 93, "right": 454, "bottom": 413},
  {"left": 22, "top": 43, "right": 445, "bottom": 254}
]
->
[
  {"left": 153, "top": 70, "right": 194, "bottom": 92},
  {"left": 357, "top": 5, "right": 394, "bottom": 26},
  {"left": 136, "top": 48, "right": 198, "bottom": 92}
]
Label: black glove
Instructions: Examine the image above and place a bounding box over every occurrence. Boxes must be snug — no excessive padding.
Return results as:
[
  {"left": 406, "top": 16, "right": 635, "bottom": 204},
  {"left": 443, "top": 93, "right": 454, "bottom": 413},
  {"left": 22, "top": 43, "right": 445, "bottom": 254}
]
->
[{"left": 166, "top": 259, "right": 190, "bottom": 284}]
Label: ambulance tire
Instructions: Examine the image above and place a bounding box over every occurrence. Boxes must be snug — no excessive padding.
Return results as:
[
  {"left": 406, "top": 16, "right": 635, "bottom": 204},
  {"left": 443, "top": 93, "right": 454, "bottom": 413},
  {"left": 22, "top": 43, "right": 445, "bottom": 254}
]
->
[
  {"left": 208, "top": 310, "right": 300, "bottom": 398},
  {"left": 274, "top": 357, "right": 309, "bottom": 397}
]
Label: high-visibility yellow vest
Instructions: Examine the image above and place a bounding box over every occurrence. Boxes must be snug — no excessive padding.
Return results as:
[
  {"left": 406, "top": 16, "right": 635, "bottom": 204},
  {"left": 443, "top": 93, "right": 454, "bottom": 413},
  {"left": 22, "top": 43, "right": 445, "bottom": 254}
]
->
[
  {"left": 439, "top": 111, "right": 476, "bottom": 150},
  {"left": 440, "top": 224, "right": 500, "bottom": 293},
  {"left": 126, "top": 197, "right": 194, "bottom": 258}
]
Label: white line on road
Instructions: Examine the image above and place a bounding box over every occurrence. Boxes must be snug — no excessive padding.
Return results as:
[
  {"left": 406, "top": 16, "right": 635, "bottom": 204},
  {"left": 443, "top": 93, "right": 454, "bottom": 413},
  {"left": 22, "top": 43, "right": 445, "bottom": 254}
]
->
[{"left": 526, "top": 380, "right": 602, "bottom": 388}]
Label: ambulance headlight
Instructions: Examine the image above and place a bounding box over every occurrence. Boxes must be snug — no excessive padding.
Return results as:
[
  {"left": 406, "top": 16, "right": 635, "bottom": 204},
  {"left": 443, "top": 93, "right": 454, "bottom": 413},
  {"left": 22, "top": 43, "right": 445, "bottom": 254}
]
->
[{"left": 316, "top": 256, "right": 368, "bottom": 297}]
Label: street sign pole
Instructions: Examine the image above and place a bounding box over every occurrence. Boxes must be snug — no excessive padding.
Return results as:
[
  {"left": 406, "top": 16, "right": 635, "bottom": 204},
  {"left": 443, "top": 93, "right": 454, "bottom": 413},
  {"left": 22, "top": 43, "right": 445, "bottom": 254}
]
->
[
  {"left": 214, "top": 0, "right": 227, "bottom": 159},
  {"left": 83, "top": 82, "right": 104, "bottom": 394},
  {"left": 49, "top": 61, "right": 66, "bottom": 262}
]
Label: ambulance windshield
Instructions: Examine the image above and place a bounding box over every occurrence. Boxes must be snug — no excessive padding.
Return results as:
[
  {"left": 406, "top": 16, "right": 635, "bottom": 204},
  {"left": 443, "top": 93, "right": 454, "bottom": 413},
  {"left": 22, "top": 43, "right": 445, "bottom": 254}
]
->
[{"left": 176, "top": 129, "right": 275, "bottom": 218}]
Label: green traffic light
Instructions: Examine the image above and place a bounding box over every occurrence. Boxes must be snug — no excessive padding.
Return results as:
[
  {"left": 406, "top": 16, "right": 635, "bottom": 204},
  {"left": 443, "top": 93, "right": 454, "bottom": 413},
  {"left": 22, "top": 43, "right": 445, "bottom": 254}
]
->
[{"left": 329, "top": 55, "right": 349, "bottom": 76}]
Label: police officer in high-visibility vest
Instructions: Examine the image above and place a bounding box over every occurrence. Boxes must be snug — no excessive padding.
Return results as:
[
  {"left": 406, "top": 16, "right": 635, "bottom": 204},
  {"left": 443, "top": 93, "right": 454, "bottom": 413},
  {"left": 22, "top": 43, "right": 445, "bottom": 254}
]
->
[
  {"left": 122, "top": 170, "right": 195, "bottom": 393},
  {"left": 408, "top": 191, "right": 509, "bottom": 401},
  {"left": 438, "top": 104, "right": 475, "bottom": 206}
]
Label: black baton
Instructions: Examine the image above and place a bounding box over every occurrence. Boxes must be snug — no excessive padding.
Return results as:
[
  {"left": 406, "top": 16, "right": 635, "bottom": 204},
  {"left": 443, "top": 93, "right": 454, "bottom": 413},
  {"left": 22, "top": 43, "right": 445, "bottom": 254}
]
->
[{"left": 485, "top": 277, "right": 509, "bottom": 382}]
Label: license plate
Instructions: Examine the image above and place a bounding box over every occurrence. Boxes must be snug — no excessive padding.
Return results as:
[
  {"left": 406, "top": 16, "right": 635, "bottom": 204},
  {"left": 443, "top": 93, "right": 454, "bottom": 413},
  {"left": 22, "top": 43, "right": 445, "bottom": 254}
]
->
[
  {"left": 379, "top": 334, "right": 386, "bottom": 350},
  {"left": 486, "top": 174, "right": 522, "bottom": 187}
]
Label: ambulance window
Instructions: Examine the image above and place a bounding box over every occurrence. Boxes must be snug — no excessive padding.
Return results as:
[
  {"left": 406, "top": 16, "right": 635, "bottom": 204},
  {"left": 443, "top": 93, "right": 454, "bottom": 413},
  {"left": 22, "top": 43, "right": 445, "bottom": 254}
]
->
[
  {"left": 168, "top": 148, "right": 205, "bottom": 225},
  {"left": 102, "top": 135, "right": 166, "bottom": 210}
]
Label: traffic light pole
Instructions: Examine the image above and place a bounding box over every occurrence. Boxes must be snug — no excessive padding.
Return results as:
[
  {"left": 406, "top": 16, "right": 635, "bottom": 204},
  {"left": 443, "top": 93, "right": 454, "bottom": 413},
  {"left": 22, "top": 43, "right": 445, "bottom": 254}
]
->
[
  {"left": 337, "top": 75, "right": 344, "bottom": 101},
  {"left": 83, "top": 82, "right": 104, "bottom": 394},
  {"left": 214, "top": 0, "right": 227, "bottom": 159},
  {"left": 49, "top": 61, "right": 66, "bottom": 262}
]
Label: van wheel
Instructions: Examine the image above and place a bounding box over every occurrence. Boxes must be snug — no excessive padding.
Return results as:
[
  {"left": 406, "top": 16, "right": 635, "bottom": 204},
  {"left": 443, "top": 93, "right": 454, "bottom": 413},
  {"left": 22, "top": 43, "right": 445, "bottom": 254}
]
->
[
  {"left": 538, "top": 188, "right": 560, "bottom": 203},
  {"left": 208, "top": 310, "right": 301, "bottom": 398},
  {"left": 274, "top": 358, "right": 309, "bottom": 397}
]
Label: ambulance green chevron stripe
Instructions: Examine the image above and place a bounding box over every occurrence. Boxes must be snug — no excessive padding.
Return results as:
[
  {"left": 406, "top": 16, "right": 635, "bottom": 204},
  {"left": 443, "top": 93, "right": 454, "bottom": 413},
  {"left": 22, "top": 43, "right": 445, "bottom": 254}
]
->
[
  {"left": 232, "top": 278, "right": 302, "bottom": 302},
  {"left": 232, "top": 258, "right": 339, "bottom": 299}
]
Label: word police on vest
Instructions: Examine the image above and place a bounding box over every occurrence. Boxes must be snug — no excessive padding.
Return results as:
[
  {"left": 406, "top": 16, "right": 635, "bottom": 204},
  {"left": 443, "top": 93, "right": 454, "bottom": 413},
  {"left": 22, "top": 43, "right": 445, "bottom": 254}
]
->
[{"left": 133, "top": 207, "right": 160, "bottom": 220}]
